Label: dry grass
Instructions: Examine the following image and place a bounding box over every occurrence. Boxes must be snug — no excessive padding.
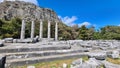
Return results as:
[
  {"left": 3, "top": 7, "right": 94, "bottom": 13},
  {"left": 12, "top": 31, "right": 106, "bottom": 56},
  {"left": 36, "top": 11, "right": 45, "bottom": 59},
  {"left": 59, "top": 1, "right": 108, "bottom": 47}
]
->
[
  {"left": 34, "top": 59, "right": 75, "bottom": 68},
  {"left": 15, "top": 56, "right": 89, "bottom": 68},
  {"left": 107, "top": 57, "right": 120, "bottom": 64},
  {"left": 16, "top": 58, "right": 76, "bottom": 68}
]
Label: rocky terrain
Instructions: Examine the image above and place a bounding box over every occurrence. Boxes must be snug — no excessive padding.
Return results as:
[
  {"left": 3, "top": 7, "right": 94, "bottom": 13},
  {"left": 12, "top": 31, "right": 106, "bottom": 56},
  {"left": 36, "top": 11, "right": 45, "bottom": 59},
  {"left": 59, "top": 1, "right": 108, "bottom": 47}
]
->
[
  {"left": 0, "top": 39, "right": 120, "bottom": 68},
  {"left": 0, "top": 1, "right": 120, "bottom": 68},
  {"left": 0, "top": 1, "right": 60, "bottom": 22}
]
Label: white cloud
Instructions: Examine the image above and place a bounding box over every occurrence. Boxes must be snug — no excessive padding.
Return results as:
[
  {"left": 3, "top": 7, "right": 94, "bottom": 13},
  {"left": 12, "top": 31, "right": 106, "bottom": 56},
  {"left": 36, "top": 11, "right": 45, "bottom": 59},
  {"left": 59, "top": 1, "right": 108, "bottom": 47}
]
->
[
  {"left": 78, "top": 22, "right": 91, "bottom": 27},
  {"left": 118, "top": 24, "right": 120, "bottom": 26},
  {"left": 58, "top": 15, "right": 96, "bottom": 27},
  {"left": 0, "top": 0, "right": 39, "bottom": 5},
  {"left": 58, "top": 16, "right": 78, "bottom": 26}
]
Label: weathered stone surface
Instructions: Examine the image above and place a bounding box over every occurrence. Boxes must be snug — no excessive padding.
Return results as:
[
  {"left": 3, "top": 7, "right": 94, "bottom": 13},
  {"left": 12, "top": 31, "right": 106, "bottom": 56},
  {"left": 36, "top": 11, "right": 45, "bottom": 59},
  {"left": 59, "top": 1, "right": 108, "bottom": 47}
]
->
[
  {"left": 47, "top": 20, "right": 51, "bottom": 39},
  {"left": 39, "top": 20, "right": 43, "bottom": 40},
  {"left": 55, "top": 21, "right": 58, "bottom": 41},
  {"left": 68, "top": 40, "right": 120, "bottom": 50},
  {"left": 16, "top": 38, "right": 34, "bottom": 43},
  {"left": 1, "top": 40, "right": 120, "bottom": 67},
  {"left": 30, "top": 20, "right": 35, "bottom": 39},
  {"left": 0, "top": 40, "right": 4, "bottom": 47},
  {"left": 20, "top": 19, "right": 26, "bottom": 39},
  {"left": 0, "top": 42, "right": 4, "bottom": 47},
  {"left": 88, "top": 52, "right": 107, "bottom": 60},
  {"left": 72, "top": 58, "right": 103, "bottom": 68},
  {"left": 85, "top": 58, "right": 102, "bottom": 68},
  {"left": 13, "top": 38, "right": 38, "bottom": 43},
  {"left": 0, "top": 1, "right": 60, "bottom": 22},
  {"left": 33, "top": 36, "right": 39, "bottom": 43},
  {"left": 13, "top": 39, "right": 17, "bottom": 43},
  {"left": 4, "top": 38, "right": 13, "bottom": 43},
  {"left": 71, "top": 58, "right": 82, "bottom": 66},
  {"left": 107, "top": 50, "right": 120, "bottom": 59},
  {"left": 0, "top": 55, "right": 6, "bottom": 68}
]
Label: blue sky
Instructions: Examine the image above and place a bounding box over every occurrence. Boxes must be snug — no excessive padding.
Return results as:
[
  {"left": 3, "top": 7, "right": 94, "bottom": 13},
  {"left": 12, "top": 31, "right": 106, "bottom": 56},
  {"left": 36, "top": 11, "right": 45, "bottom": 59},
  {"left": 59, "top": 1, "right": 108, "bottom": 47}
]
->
[
  {"left": 0, "top": 0, "right": 120, "bottom": 28},
  {"left": 37, "top": 0, "right": 120, "bottom": 28}
]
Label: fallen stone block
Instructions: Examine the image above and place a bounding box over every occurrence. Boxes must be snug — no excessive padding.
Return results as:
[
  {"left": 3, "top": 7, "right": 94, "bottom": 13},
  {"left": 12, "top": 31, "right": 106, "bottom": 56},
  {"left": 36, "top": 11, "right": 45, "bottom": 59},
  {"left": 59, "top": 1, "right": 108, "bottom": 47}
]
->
[
  {"left": 71, "top": 58, "right": 83, "bottom": 66},
  {"left": 107, "top": 50, "right": 120, "bottom": 59},
  {"left": 0, "top": 55, "right": 6, "bottom": 68},
  {"left": 85, "top": 58, "right": 103, "bottom": 68},
  {"left": 16, "top": 38, "right": 34, "bottom": 43},
  {"left": 4, "top": 38, "right": 13, "bottom": 43},
  {"left": 33, "top": 36, "right": 39, "bottom": 43},
  {"left": 71, "top": 58, "right": 103, "bottom": 68},
  {"left": 0, "top": 40, "right": 4, "bottom": 47},
  {"left": 88, "top": 52, "right": 107, "bottom": 60}
]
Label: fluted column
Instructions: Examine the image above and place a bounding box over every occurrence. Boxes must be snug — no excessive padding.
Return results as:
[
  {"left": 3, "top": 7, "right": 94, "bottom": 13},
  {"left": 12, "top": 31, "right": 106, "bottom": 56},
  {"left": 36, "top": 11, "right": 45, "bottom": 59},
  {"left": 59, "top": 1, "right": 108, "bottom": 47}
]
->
[
  {"left": 20, "top": 19, "right": 26, "bottom": 39},
  {"left": 55, "top": 21, "right": 58, "bottom": 41},
  {"left": 47, "top": 20, "right": 51, "bottom": 38},
  {"left": 39, "top": 20, "right": 43, "bottom": 40},
  {"left": 31, "top": 20, "right": 35, "bottom": 39}
]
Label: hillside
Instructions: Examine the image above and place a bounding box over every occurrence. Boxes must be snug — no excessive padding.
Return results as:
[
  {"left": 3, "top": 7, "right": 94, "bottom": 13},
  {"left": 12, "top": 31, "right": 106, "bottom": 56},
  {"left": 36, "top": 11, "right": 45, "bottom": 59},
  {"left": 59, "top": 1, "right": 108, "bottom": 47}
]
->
[{"left": 0, "top": 1, "right": 60, "bottom": 22}]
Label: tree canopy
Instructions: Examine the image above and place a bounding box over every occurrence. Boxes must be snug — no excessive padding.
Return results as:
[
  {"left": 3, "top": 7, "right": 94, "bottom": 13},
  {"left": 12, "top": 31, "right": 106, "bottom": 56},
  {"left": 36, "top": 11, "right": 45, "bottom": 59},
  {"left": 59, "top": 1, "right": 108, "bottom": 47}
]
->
[{"left": 0, "top": 18, "right": 120, "bottom": 40}]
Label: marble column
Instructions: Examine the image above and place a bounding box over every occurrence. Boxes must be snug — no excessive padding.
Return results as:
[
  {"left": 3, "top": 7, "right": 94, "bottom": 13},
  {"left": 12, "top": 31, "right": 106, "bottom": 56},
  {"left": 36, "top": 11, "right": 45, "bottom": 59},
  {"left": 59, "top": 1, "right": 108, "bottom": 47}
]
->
[
  {"left": 47, "top": 20, "right": 51, "bottom": 38},
  {"left": 31, "top": 20, "right": 35, "bottom": 39},
  {"left": 20, "top": 19, "right": 25, "bottom": 39},
  {"left": 55, "top": 21, "right": 58, "bottom": 41},
  {"left": 39, "top": 20, "right": 43, "bottom": 40}
]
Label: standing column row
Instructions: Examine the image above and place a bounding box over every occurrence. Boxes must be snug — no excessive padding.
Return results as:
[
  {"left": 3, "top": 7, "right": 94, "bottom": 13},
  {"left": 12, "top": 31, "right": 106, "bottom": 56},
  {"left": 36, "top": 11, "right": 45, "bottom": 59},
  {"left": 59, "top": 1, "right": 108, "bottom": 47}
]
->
[{"left": 20, "top": 20, "right": 58, "bottom": 41}]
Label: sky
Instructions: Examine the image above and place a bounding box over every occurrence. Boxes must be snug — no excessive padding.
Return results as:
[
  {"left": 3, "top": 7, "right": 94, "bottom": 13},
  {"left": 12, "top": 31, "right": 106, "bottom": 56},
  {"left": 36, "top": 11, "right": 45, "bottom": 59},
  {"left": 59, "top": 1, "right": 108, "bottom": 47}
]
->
[{"left": 0, "top": 0, "right": 120, "bottom": 29}]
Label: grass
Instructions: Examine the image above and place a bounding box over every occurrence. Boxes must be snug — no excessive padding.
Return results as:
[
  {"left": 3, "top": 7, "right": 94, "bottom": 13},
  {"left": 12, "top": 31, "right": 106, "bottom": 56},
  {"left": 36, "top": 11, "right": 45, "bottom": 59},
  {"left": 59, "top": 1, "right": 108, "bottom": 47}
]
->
[
  {"left": 82, "top": 56, "right": 89, "bottom": 62},
  {"left": 16, "top": 58, "right": 75, "bottom": 68},
  {"left": 14, "top": 56, "right": 89, "bottom": 68},
  {"left": 106, "top": 57, "right": 120, "bottom": 65}
]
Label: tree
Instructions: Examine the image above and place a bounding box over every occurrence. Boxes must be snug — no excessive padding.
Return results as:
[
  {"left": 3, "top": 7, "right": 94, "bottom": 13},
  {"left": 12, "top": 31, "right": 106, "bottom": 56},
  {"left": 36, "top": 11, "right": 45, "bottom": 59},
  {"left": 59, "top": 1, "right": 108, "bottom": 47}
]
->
[
  {"left": 77, "top": 25, "right": 88, "bottom": 40},
  {"left": 100, "top": 26, "right": 120, "bottom": 40}
]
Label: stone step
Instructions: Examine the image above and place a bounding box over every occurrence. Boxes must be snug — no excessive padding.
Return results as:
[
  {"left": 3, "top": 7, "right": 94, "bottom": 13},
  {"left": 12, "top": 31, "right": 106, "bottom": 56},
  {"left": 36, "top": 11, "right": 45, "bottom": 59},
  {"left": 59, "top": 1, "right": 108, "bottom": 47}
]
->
[
  {"left": 6, "top": 52, "right": 88, "bottom": 67},
  {"left": 0, "top": 44, "right": 71, "bottom": 53},
  {"left": 4, "top": 49, "right": 89, "bottom": 60}
]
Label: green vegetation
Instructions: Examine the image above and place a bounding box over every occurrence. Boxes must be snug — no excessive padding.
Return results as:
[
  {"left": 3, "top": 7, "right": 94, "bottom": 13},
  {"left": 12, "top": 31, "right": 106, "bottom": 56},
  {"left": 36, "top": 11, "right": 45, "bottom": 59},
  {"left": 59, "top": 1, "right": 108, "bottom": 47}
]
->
[
  {"left": 1, "top": 18, "right": 120, "bottom": 40},
  {"left": 82, "top": 56, "right": 89, "bottom": 62}
]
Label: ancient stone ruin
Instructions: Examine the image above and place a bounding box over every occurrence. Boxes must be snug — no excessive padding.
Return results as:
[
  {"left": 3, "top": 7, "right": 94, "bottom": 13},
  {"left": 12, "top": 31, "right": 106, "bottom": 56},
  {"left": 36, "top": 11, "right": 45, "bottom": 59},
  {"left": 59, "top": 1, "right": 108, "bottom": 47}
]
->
[
  {"left": 0, "top": 37, "right": 120, "bottom": 68},
  {"left": 19, "top": 19, "right": 58, "bottom": 42},
  {"left": 0, "top": 1, "right": 120, "bottom": 68},
  {"left": 0, "top": 19, "right": 120, "bottom": 68}
]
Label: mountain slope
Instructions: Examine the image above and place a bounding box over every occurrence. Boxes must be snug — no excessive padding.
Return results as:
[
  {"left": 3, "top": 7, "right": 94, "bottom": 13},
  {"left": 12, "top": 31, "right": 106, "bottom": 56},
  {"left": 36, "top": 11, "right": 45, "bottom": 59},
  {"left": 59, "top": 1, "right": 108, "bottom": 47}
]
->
[{"left": 0, "top": 1, "right": 60, "bottom": 22}]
